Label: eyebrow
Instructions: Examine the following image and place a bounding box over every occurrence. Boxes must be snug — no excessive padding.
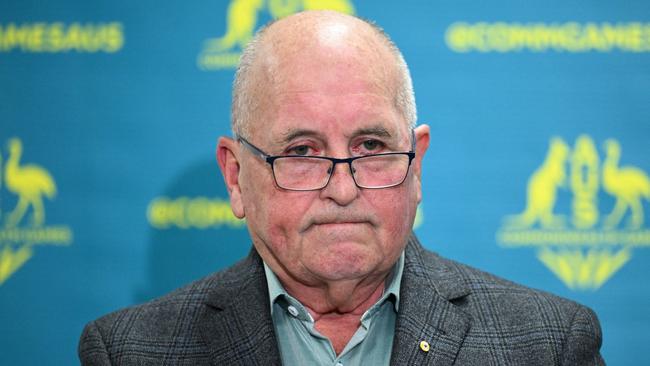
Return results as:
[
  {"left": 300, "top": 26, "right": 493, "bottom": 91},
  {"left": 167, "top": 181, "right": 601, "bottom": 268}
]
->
[
  {"left": 277, "top": 129, "right": 322, "bottom": 145},
  {"left": 352, "top": 126, "right": 393, "bottom": 139},
  {"left": 277, "top": 125, "right": 394, "bottom": 145}
]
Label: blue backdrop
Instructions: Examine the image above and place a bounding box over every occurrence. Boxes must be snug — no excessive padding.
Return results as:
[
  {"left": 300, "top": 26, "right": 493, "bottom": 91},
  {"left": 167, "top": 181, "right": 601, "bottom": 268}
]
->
[{"left": 1, "top": 1, "right": 649, "bottom": 364}]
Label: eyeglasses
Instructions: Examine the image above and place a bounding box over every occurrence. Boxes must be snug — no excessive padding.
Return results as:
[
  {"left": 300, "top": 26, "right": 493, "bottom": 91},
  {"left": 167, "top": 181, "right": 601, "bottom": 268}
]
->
[{"left": 236, "top": 133, "right": 416, "bottom": 191}]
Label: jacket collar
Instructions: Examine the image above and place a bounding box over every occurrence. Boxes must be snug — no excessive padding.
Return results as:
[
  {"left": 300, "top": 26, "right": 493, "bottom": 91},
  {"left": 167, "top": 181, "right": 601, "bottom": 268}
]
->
[{"left": 198, "top": 249, "right": 282, "bottom": 366}]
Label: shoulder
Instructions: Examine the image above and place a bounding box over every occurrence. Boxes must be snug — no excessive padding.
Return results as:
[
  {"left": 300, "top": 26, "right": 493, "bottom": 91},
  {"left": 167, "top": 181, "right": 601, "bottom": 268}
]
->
[
  {"left": 421, "top": 245, "right": 597, "bottom": 329},
  {"left": 402, "top": 237, "right": 604, "bottom": 364},
  {"left": 90, "top": 253, "right": 256, "bottom": 330},
  {"left": 407, "top": 238, "right": 593, "bottom": 325},
  {"left": 78, "top": 252, "right": 263, "bottom": 364}
]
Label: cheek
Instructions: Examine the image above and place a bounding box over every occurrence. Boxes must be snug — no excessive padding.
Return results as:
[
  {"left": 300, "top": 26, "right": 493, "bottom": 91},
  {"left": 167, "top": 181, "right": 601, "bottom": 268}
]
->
[
  {"left": 241, "top": 173, "right": 313, "bottom": 240},
  {"left": 265, "top": 194, "right": 312, "bottom": 236},
  {"left": 374, "top": 181, "right": 419, "bottom": 233}
]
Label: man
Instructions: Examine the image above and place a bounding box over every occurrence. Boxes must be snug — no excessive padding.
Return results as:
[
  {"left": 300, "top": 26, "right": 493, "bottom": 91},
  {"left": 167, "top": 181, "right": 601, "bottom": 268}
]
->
[{"left": 79, "top": 10, "right": 604, "bottom": 365}]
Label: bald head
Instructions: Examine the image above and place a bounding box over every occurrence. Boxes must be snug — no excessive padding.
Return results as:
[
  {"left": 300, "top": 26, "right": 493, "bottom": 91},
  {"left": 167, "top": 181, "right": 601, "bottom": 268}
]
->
[{"left": 231, "top": 10, "right": 416, "bottom": 138}]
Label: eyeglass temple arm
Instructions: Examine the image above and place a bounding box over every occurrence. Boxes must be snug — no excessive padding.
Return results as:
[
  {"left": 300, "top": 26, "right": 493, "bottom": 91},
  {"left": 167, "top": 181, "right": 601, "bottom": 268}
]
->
[
  {"left": 410, "top": 128, "right": 416, "bottom": 151},
  {"left": 236, "top": 135, "right": 271, "bottom": 161}
]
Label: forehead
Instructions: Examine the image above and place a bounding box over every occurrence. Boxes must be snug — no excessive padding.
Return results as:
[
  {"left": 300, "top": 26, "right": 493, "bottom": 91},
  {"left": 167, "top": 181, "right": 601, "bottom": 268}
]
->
[
  {"left": 253, "top": 41, "right": 406, "bottom": 142},
  {"left": 267, "top": 90, "right": 405, "bottom": 142}
]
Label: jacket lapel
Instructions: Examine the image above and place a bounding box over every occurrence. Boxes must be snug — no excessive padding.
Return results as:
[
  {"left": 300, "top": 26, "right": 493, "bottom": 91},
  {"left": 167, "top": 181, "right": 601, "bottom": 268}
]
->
[
  {"left": 198, "top": 249, "right": 282, "bottom": 366},
  {"left": 391, "top": 235, "right": 472, "bottom": 366}
]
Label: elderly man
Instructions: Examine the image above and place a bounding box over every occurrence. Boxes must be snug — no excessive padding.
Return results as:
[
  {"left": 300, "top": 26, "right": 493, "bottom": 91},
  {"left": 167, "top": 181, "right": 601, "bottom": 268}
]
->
[{"left": 79, "top": 10, "right": 604, "bottom": 365}]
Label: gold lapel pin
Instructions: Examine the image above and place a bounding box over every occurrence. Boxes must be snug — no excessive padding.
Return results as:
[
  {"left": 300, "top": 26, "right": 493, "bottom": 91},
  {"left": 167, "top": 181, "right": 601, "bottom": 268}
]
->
[{"left": 419, "top": 340, "right": 430, "bottom": 352}]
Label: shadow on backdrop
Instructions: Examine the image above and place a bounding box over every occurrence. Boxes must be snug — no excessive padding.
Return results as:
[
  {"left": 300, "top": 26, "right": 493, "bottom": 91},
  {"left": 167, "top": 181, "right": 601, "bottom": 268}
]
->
[{"left": 135, "top": 158, "right": 251, "bottom": 303}]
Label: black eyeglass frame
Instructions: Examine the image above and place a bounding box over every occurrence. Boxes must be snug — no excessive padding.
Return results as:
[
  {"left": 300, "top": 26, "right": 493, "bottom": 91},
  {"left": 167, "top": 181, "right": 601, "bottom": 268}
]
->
[{"left": 236, "top": 130, "right": 416, "bottom": 191}]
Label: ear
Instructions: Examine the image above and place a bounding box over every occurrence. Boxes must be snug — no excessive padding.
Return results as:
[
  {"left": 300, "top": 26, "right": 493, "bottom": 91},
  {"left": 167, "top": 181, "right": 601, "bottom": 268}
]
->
[
  {"left": 217, "top": 137, "right": 245, "bottom": 218},
  {"left": 412, "top": 124, "right": 430, "bottom": 203}
]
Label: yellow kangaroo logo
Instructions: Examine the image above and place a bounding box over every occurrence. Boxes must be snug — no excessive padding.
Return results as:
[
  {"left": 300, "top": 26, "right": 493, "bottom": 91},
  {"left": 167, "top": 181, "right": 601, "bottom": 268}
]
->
[
  {"left": 602, "top": 139, "right": 650, "bottom": 229},
  {"left": 206, "top": 0, "right": 265, "bottom": 52},
  {"left": 3, "top": 138, "right": 57, "bottom": 228},
  {"left": 206, "top": 0, "right": 355, "bottom": 52},
  {"left": 505, "top": 137, "right": 570, "bottom": 229}
]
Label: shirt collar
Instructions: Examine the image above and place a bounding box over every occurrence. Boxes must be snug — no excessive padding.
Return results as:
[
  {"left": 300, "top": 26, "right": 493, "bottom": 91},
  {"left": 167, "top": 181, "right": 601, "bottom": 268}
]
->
[{"left": 264, "top": 250, "right": 405, "bottom": 314}]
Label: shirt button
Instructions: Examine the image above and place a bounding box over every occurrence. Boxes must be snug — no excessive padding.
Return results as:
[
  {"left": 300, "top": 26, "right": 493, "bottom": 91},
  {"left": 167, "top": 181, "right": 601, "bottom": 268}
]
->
[
  {"left": 287, "top": 305, "right": 299, "bottom": 317},
  {"left": 335, "top": 362, "right": 343, "bottom": 366}
]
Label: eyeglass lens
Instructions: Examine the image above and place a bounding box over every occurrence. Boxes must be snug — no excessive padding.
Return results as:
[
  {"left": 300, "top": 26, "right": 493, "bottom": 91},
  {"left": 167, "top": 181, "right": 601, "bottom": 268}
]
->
[{"left": 272, "top": 154, "right": 410, "bottom": 190}]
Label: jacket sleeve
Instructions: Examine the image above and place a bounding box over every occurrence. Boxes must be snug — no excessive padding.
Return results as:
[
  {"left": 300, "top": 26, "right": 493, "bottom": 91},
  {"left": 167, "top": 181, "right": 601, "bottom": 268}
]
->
[
  {"left": 78, "top": 320, "right": 113, "bottom": 366},
  {"left": 561, "top": 305, "right": 605, "bottom": 366}
]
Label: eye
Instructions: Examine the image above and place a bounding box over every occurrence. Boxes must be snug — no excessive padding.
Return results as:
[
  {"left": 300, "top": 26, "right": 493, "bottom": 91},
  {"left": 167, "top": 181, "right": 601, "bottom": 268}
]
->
[
  {"left": 361, "top": 139, "right": 384, "bottom": 152},
  {"left": 288, "top": 145, "right": 311, "bottom": 156}
]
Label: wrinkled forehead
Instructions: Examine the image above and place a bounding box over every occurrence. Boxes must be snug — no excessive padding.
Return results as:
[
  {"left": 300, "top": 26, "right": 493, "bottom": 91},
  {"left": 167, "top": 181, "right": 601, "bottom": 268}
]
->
[
  {"left": 263, "top": 69, "right": 407, "bottom": 148},
  {"left": 267, "top": 91, "right": 408, "bottom": 145}
]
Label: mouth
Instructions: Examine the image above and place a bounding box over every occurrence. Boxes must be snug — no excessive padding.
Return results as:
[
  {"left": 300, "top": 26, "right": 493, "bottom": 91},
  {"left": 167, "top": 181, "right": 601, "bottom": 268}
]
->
[
  {"left": 308, "top": 220, "right": 372, "bottom": 234},
  {"left": 301, "top": 220, "right": 369, "bottom": 234},
  {"left": 313, "top": 221, "right": 367, "bottom": 227},
  {"left": 302, "top": 212, "right": 375, "bottom": 233}
]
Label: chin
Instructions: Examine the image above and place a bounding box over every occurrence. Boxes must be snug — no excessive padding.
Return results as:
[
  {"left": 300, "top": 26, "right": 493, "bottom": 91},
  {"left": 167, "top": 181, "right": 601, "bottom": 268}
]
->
[
  {"left": 307, "top": 223, "right": 376, "bottom": 246},
  {"left": 308, "top": 245, "right": 379, "bottom": 279}
]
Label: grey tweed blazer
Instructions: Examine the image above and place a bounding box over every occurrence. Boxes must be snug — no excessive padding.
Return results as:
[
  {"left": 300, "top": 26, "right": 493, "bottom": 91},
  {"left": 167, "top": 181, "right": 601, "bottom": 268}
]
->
[{"left": 79, "top": 235, "right": 604, "bottom": 365}]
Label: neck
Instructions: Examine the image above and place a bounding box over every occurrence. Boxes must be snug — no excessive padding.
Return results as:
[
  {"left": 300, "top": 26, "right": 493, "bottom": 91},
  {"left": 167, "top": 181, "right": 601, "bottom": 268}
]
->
[
  {"left": 293, "top": 276, "right": 386, "bottom": 317},
  {"left": 306, "top": 281, "right": 386, "bottom": 356},
  {"left": 267, "top": 259, "right": 389, "bottom": 316},
  {"left": 605, "top": 153, "right": 619, "bottom": 167},
  {"left": 262, "top": 250, "right": 396, "bottom": 356},
  {"left": 8, "top": 146, "right": 20, "bottom": 166},
  {"left": 290, "top": 274, "right": 386, "bottom": 319}
]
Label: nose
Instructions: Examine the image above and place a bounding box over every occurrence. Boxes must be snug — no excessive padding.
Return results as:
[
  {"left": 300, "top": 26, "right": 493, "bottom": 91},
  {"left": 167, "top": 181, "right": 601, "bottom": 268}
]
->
[{"left": 319, "top": 161, "right": 359, "bottom": 205}]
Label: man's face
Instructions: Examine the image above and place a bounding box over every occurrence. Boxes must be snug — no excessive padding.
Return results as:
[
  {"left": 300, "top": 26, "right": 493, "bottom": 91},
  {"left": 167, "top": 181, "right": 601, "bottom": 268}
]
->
[{"left": 222, "top": 31, "right": 429, "bottom": 287}]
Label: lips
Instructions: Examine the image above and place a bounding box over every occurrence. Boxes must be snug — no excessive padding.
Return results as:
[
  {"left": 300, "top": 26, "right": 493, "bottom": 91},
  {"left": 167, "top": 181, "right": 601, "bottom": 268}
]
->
[
  {"left": 308, "top": 222, "right": 371, "bottom": 242},
  {"left": 313, "top": 221, "right": 367, "bottom": 227},
  {"left": 310, "top": 217, "right": 371, "bottom": 226},
  {"left": 301, "top": 208, "right": 378, "bottom": 232},
  {"left": 301, "top": 211, "right": 376, "bottom": 233},
  {"left": 306, "top": 217, "right": 374, "bottom": 232}
]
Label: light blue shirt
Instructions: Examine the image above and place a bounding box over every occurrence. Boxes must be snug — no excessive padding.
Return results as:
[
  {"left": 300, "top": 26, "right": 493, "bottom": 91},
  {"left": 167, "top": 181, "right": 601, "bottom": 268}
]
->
[{"left": 264, "top": 252, "right": 404, "bottom": 366}]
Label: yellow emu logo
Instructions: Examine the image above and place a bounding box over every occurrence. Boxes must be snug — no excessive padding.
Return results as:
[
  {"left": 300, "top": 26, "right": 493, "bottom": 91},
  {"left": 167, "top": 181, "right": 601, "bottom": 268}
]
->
[
  {"left": 0, "top": 137, "right": 71, "bottom": 285},
  {"left": 602, "top": 139, "right": 650, "bottom": 229},
  {"left": 2, "top": 138, "right": 57, "bottom": 228},
  {"left": 498, "top": 135, "right": 650, "bottom": 290}
]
